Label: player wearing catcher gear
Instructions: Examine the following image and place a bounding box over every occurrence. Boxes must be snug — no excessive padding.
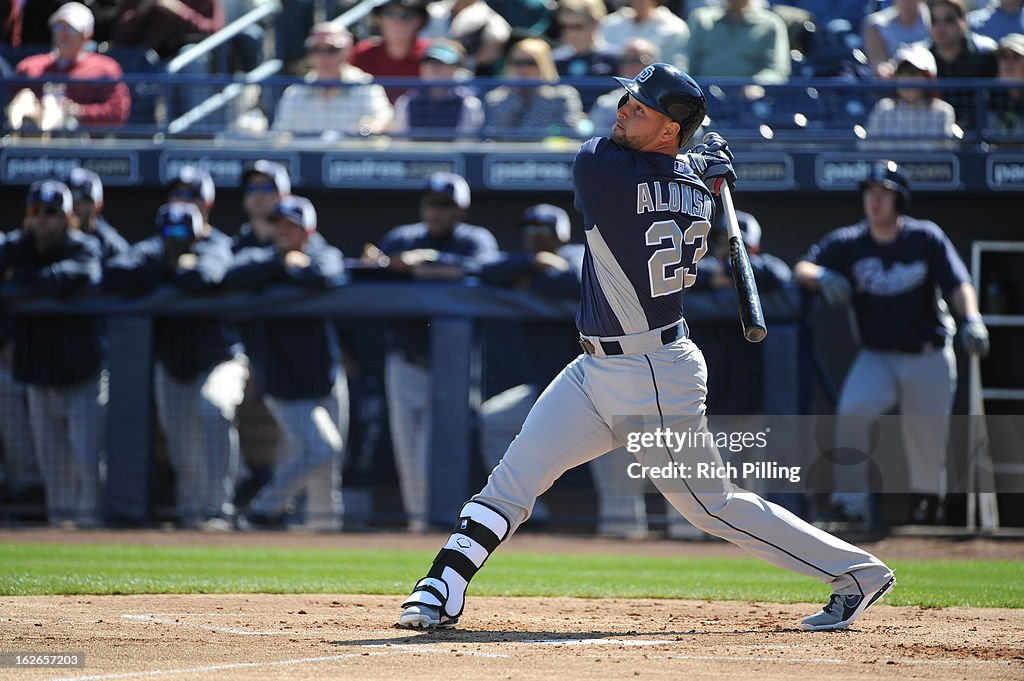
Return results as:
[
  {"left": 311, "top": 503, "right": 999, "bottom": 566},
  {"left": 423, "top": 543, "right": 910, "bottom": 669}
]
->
[
  {"left": 795, "top": 161, "right": 988, "bottom": 527},
  {"left": 398, "top": 63, "right": 895, "bottom": 633}
]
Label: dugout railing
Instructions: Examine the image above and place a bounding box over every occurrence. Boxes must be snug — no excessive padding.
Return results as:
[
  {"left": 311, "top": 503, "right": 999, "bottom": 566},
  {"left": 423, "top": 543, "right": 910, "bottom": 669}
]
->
[{"left": 1, "top": 281, "right": 807, "bottom": 526}]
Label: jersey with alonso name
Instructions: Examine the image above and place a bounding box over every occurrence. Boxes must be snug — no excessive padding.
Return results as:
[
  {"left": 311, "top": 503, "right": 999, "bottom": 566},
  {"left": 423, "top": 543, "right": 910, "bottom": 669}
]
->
[
  {"left": 803, "top": 217, "right": 970, "bottom": 352},
  {"left": 572, "top": 136, "right": 715, "bottom": 337}
]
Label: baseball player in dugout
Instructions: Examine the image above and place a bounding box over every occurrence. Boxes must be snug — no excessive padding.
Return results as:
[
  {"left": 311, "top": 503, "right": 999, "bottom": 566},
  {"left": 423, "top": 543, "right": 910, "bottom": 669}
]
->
[
  {"left": 225, "top": 195, "right": 349, "bottom": 532},
  {"left": 0, "top": 180, "right": 104, "bottom": 528},
  {"left": 794, "top": 162, "right": 990, "bottom": 530},
  {"left": 104, "top": 169, "right": 248, "bottom": 531},
  {"left": 398, "top": 63, "right": 895, "bottom": 633},
  {"left": 363, "top": 172, "right": 498, "bottom": 533},
  {"left": 64, "top": 167, "right": 131, "bottom": 262}
]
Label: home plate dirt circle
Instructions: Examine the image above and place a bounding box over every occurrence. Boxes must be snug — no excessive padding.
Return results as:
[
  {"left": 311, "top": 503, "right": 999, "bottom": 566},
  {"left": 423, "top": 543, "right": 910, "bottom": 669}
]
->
[{"left": 4, "top": 594, "right": 1023, "bottom": 681}]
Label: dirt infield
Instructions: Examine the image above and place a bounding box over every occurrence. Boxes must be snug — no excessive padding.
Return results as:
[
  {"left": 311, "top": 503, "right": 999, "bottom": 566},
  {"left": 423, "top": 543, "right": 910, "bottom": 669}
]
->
[
  {"left": 4, "top": 593, "right": 1023, "bottom": 681},
  {"left": 4, "top": 531, "right": 1024, "bottom": 680}
]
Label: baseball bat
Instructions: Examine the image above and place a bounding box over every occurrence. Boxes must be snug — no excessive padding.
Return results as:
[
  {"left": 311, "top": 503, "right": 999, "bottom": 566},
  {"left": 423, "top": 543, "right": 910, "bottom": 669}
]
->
[{"left": 719, "top": 183, "right": 767, "bottom": 343}]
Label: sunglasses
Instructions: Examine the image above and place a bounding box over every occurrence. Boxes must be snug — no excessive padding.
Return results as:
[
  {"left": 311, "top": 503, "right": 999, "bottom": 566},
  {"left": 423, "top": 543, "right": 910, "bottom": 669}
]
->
[
  {"left": 523, "top": 224, "right": 556, "bottom": 235},
  {"left": 244, "top": 182, "right": 278, "bottom": 194},
  {"left": 510, "top": 58, "right": 538, "bottom": 68},
  {"left": 381, "top": 9, "right": 419, "bottom": 20},
  {"left": 422, "top": 197, "right": 456, "bottom": 208},
  {"left": 161, "top": 224, "right": 195, "bottom": 241},
  {"left": 559, "top": 22, "right": 588, "bottom": 31},
  {"left": 70, "top": 190, "right": 93, "bottom": 203},
  {"left": 932, "top": 14, "right": 959, "bottom": 24},
  {"left": 307, "top": 45, "right": 342, "bottom": 54},
  {"left": 28, "top": 204, "right": 64, "bottom": 216},
  {"left": 169, "top": 189, "right": 200, "bottom": 201},
  {"left": 51, "top": 22, "right": 82, "bottom": 35}
]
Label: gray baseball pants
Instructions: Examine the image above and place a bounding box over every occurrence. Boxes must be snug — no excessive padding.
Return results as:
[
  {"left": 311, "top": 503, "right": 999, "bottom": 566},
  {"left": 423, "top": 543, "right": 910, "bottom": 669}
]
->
[
  {"left": 250, "top": 378, "right": 348, "bottom": 529},
  {"left": 26, "top": 374, "right": 104, "bottom": 525},
  {"left": 832, "top": 344, "right": 957, "bottom": 517},
  {"left": 475, "top": 336, "right": 892, "bottom": 596},
  {"left": 155, "top": 355, "right": 248, "bottom": 524}
]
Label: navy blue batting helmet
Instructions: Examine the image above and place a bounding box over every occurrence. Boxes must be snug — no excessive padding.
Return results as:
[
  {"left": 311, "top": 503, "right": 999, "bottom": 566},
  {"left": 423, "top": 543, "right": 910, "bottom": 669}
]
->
[
  {"left": 860, "top": 160, "right": 910, "bottom": 212},
  {"left": 614, "top": 63, "right": 706, "bottom": 145}
]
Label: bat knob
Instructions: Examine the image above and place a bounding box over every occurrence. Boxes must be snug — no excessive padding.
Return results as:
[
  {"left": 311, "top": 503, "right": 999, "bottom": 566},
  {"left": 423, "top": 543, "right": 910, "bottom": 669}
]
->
[{"left": 745, "top": 327, "right": 767, "bottom": 343}]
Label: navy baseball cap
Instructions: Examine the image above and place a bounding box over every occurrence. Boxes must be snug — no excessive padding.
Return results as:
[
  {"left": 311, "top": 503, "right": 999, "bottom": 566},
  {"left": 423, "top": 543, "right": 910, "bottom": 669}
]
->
[
  {"left": 156, "top": 202, "right": 203, "bottom": 241},
  {"left": 424, "top": 172, "right": 470, "bottom": 209},
  {"left": 242, "top": 160, "right": 291, "bottom": 195},
  {"left": 26, "top": 180, "right": 73, "bottom": 214},
  {"left": 167, "top": 165, "right": 215, "bottom": 206},
  {"left": 273, "top": 195, "right": 317, "bottom": 231},
  {"left": 65, "top": 167, "right": 104, "bottom": 206},
  {"left": 522, "top": 204, "right": 571, "bottom": 243}
]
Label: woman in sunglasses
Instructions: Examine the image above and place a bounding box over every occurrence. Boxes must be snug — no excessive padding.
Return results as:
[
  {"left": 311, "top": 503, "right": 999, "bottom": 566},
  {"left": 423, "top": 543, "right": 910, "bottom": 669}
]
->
[
  {"left": 0, "top": 180, "right": 104, "bottom": 529},
  {"left": 482, "top": 37, "right": 583, "bottom": 141},
  {"left": 271, "top": 22, "right": 394, "bottom": 139}
]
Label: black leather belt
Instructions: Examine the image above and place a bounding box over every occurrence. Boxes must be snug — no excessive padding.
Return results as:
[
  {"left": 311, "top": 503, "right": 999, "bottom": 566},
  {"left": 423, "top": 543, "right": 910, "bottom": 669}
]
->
[{"left": 580, "top": 323, "right": 683, "bottom": 356}]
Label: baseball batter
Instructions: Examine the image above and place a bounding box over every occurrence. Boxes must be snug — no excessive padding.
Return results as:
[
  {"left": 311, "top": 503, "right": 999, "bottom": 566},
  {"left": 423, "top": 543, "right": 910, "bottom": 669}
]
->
[{"left": 398, "top": 63, "right": 895, "bottom": 633}]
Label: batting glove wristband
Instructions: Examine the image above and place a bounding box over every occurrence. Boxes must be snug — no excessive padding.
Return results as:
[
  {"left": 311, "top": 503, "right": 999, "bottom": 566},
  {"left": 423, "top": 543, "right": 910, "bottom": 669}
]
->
[
  {"left": 816, "top": 268, "right": 852, "bottom": 306},
  {"left": 960, "top": 314, "right": 990, "bottom": 357},
  {"left": 684, "top": 133, "right": 736, "bottom": 195}
]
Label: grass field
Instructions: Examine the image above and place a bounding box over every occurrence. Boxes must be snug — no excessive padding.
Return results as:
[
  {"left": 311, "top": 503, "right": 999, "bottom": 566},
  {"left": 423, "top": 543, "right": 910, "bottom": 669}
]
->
[{"left": 3, "top": 542, "right": 1022, "bottom": 608}]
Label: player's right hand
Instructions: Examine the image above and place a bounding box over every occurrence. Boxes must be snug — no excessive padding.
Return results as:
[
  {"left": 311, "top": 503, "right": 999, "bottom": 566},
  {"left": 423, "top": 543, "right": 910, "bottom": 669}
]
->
[{"left": 816, "top": 268, "right": 852, "bottom": 306}]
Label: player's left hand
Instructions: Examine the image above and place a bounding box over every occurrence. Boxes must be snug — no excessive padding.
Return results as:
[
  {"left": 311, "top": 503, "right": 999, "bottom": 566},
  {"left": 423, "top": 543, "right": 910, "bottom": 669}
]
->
[
  {"left": 960, "top": 315, "right": 990, "bottom": 357},
  {"left": 684, "top": 133, "right": 736, "bottom": 195}
]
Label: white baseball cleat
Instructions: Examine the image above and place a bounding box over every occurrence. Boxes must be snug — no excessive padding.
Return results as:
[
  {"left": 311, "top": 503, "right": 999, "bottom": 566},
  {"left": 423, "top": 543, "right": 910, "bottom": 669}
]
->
[
  {"left": 800, "top": 575, "right": 895, "bottom": 631},
  {"left": 397, "top": 604, "right": 458, "bottom": 629}
]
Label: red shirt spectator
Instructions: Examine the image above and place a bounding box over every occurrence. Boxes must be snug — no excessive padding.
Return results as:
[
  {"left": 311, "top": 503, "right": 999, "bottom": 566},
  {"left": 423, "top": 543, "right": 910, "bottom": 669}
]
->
[
  {"left": 351, "top": 0, "right": 430, "bottom": 102},
  {"left": 14, "top": 51, "right": 130, "bottom": 126},
  {"left": 1, "top": 0, "right": 20, "bottom": 46},
  {"left": 9, "top": 3, "right": 130, "bottom": 129},
  {"left": 112, "top": 0, "right": 224, "bottom": 59}
]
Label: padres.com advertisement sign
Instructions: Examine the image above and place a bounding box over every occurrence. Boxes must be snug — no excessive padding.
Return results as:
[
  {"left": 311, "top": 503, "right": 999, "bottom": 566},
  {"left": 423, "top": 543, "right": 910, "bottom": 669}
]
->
[
  {"left": 815, "top": 153, "right": 960, "bottom": 191},
  {"left": 1, "top": 148, "right": 139, "bottom": 185},
  {"left": 986, "top": 155, "right": 1024, "bottom": 191}
]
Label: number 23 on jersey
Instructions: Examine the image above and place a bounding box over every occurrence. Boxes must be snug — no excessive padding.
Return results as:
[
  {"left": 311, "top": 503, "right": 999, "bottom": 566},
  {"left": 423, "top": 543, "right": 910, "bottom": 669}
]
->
[{"left": 646, "top": 219, "right": 710, "bottom": 297}]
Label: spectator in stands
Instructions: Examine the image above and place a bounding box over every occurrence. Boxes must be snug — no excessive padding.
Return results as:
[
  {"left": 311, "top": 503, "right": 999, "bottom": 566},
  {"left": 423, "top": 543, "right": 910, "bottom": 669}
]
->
[
  {"left": 0, "top": 180, "right": 103, "bottom": 528},
  {"left": 926, "top": 0, "right": 998, "bottom": 127},
  {"left": 223, "top": 0, "right": 265, "bottom": 73},
  {"left": 7, "top": 3, "right": 130, "bottom": 132},
  {"left": 420, "top": 0, "right": 512, "bottom": 75},
  {"left": 772, "top": 0, "right": 867, "bottom": 28},
  {"left": 390, "top": 39, "right": 483, "bottom": 139},
  {"left": 64, "top": 167, "right": 130, "bottom": 261},
  {"left": 968, "top": 0, "right": 1022, "bottom": 43},
  {"left": 687, "top": 0, "right": 791, "bottom": 83},
  {"left": 111, "top": 0, "right": 224, "bottom": 119},
  {"left": 18, "top": 0, "right": 120, "bottom": 46},
  {"left": 351, "top": 0, "right": 430, "bottom": 103},
  {"left": 104, "top": 169, "right": 247, "bottom": 531},
  {"left": 112, "top": 0, "right": 224, "bottom": 60},
  {"left": 483, "top": 37, "right": 584, "bottom": 140},
  {"left": 986, "top": 33, "right": 1024, "bottom": 135},
  {"left": 588, "top": 37, "right": 660, "bottom": 135},
  {"left": 273, "top": 0, "right": 346, "bottom": 74},
  {"left": 862, "top": 0, "right": 930, "bottom": 76},
  {"left": 271, "top": 22, "right": 393, "bottom": 139},
  {"left": 226, "top": 195, "right": 348, "bottom": 533},
  {"left": 864, "top": 44, "right": 957, "bottom": 147},
  {"left": 487, "top": 0, "right": 556, "bottom": 37},
  {"left": 600, "top": 0, "right": 690, "bottom": 71},
  {"left": 2, "top": 0, "right": 20, "bottom": 45},
  {"left": 362, "top": 172, "right": 497, "bottom": 532},
  {"left": 552, "top": 0, "right": 616, "bottom": 79}
]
